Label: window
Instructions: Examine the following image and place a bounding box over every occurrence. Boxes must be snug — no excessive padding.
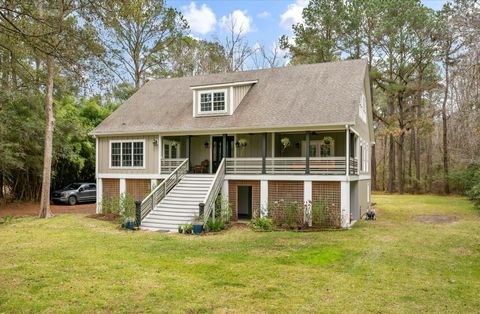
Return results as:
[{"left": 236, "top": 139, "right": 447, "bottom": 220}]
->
[
  {"left": 359, "top": 94, "right": 367, "bottom": 123},
  {"left": 110, "top": 141, "right": 144, "bottom": 168},
  {"left": 199, "top": 90, "right": 226, "bottom": 113}
]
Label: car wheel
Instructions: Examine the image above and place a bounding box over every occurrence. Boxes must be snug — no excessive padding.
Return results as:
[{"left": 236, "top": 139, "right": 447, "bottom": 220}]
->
[{"left": 68, "top": 196, "right": 77, "bottom": 206}]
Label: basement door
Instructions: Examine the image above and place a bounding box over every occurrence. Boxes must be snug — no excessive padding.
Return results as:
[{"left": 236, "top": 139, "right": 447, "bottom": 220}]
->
[{"left": 237, "top": 186, "right": 252, "bottom": 220}]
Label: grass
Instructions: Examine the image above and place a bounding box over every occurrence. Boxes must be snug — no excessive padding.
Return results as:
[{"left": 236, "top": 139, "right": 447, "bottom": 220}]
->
[{"left": 0, "top": 194, "right": 479, "bottom": 313}]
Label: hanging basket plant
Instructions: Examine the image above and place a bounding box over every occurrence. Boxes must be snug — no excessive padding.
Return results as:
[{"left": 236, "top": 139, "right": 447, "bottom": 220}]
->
[
  {"left": 237, "top": 138, "right": 248, "bottom": 148},
  {"left": 170, "top": 140, "right": 180, "bottom": 147},
  {"left": 281, "top": 137, "right": 291, "bottom": 152},
  {"left": 323, "top": 136, "right": 334, "bottom": 145}
]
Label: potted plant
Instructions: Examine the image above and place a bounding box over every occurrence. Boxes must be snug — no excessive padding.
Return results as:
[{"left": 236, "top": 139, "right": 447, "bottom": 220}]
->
[
  {"left": 123, "top": 217, "right": 136, "bottom": 230},
  {"left": 192, "top": 215, "right": 204, "bottom": 235}
]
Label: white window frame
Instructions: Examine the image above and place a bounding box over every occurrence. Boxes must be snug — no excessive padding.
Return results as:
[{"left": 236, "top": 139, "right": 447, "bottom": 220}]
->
[
  {"left": 197, "top": 89, "right": 228, "bottom": 115},
  {"left": 109, "top": 140, "right": 146, "bottom": 169},
  {"left": 359, "top": 94, "right": 367, "bottom": 123}
]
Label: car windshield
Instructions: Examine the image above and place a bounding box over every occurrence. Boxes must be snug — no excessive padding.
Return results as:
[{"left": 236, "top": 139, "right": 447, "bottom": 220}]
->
[{"left": 64, "top": 183, "right": 82, "bottom": 190}]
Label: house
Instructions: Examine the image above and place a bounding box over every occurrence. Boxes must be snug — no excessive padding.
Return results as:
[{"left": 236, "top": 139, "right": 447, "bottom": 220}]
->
[{"left": 90, "top": 59, "right": 374, "bottom": 232}]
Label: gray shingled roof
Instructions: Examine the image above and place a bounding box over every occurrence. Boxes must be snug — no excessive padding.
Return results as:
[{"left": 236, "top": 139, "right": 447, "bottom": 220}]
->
[{"left": 91, "top": 59, "right": 367, "bottom": 135}]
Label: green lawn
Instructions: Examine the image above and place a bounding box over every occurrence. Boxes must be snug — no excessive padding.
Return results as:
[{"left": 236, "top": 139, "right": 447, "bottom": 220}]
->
[{"left": 0, "top": 194, "right": 479, "bottom": 313}]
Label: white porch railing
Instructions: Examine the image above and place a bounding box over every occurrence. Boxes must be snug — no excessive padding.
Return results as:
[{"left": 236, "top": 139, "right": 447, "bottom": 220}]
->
[
  {"left": 161, "top": 158, "right": 185, "bottom": 174},
  {"left": 309, "top": 157, "right": 346, "bottom": 175},
  {"left": 225, "top": 157, "right": 354, "bottom": 175},
  {"left": 201, "top": 158, "right": 226, "bottom": 225},
  {"left": 140, "top": 159, "right": 188, "bottom": 220}
]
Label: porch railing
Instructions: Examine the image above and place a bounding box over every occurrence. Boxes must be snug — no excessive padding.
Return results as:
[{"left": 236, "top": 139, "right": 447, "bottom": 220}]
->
[
  {"left": 200, "top": 158, "right": 226, "bottom": 225},
  {"left": 349, "top": 157, "right": 359, "bottom": 175},
  {"left": 225, "top": 157, "right": 350, "bottom": 175},
  {"left": 161, "top": 158, "right": 185, "bottom": 174},
  {"left": 140, "top": 158, "right": 188, "bottom": 221}
]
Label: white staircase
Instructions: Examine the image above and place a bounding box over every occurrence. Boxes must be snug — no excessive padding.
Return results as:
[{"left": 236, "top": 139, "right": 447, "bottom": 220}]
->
[{"left": 141, "top": 174, "right": 215, "bottom": 232}]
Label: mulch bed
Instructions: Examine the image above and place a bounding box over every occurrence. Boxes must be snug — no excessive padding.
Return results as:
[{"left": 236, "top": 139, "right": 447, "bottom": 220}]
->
[
  {"left": 0, "top": 201, "right": 96, "bottom": 218},
  {"left": 86, "top": 213, "right": 121, "bottom": 222}
]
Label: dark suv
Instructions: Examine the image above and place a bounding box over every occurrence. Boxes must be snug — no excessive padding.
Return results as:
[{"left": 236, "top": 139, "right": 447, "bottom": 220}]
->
[{"left": 52, "top": 183, "right": 96, "bottom": 205}]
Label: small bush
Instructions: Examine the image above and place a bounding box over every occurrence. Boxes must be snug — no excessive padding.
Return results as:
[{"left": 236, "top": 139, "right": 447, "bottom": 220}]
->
[
  {"left": 0, "top": 215, "right": 13, "bottom": 225},
  {"left": 180, "top": 223, "right": 193, "bottom": 234},
  {"left": 468, "top": 183, "right": 480, "bottom": 209},
  {"left": 120, "top": 193, "right": 136, "bottom": 223},
  {"left": 101, "top": 196, "right": 120, "bottom": 215},
  {"left": 249, "top": 217, "right": 274, "bottom": 231},
  {"left": 206, "top": 219, "right": 225, "bottom": 232},
  {"left": 312, "top": 200, "right": 329, "bottom": 226}
]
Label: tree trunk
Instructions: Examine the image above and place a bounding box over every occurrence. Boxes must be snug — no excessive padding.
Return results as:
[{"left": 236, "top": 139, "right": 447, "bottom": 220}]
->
[
  {"left": 442, "top": 49, "right": 450, "bottom": 194},
  {"left": 426, "top": 132, "right": 432, "bottom": 193},
  {"left": 0, "top": 169, "right": 4, "bottom": 199},
  {"left": 409, "top": 130, "right": 414, "bottom": 191},
  {"left": 397, "top": 133, "right": 405, "bottom": 194},
  {"left": 414, "top": 70, "right": 423, "bottom": 192},
  {"left": 39, "top": 55, "right": 55, "bottom": 218},
  {"left": 371, "top": 143, "right": 377, "bottom": 190},
  {"left": 388, "top": 135, "right": 395, "bottom": 193}
]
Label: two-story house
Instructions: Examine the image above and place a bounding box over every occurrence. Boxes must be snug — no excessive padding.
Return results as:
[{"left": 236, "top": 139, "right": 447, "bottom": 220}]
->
[{"left": 90, "top": 59, "right": 374, "bottom": 232}]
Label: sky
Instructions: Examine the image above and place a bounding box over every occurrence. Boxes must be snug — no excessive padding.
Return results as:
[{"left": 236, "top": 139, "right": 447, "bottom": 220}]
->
[{"left": 168, "top": 0, "right": 448, "bottom": 54}]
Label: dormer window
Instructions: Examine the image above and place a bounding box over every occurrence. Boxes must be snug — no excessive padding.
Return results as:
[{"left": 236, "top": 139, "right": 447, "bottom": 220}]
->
[{"left": 199, "top": 90, "right": 226, "bottom": 113}]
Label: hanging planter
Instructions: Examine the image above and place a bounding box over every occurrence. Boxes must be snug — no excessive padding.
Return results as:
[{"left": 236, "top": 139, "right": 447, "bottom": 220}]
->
[
  {"left": 237, "top": 138, "right": 248, "bottom": 148},
  {"left": 323, "top": 136, "right": 334, "bottom": 145},
  {"left": 281, "top": 137, "right": 291, "bottom": 152}
]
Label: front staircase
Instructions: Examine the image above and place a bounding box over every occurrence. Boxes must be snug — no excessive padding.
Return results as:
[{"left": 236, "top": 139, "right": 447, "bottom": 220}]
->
[{"left": 141, "top": 174, "right": 215, "bottom": 232}]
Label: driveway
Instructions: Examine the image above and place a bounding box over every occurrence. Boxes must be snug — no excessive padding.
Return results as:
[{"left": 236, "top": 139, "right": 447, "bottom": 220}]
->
[{"left": 0, "top": 202, "right": 96, "bottom": 217}]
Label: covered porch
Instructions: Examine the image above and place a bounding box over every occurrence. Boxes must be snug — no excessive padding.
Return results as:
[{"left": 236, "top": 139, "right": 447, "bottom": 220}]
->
[{"left": 158, "top": 130, "right": 359, "bottom": 176}]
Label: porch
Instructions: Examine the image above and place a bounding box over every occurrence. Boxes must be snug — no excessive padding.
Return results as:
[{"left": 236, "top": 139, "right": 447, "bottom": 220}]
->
[{"left": 158, "top": 130, "right": 360, "bottom": 176}]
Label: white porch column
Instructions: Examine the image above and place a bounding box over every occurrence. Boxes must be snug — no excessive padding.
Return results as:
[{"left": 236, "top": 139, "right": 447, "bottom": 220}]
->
[
  {"left": 260, "top": 180, "right": 268, "bottom": 217},
  {"left": 304, "top": 180, "right": 312, "bottom": 227},
  {"left": 346, "top": 126, "right": 350, "bottom": 176},
  {"left": 304, "top": 180, "right": 312, "bottom": 203},
  {"left": 158, "top": 135, "right": 162, "bottom": 174},
  {"left": 150, "top": 179, "right": 157, "bottom": 190},
  {"left": 96, "top": 178, "right": 102, "bottom": 214},
  {"left": 341, "top": 181, "right": 351, "bottom": 228},
  {"left": 221, "top": 180, "right": 229, "bottom": 217},
  {"left": 119, "top": 178, "right": 126, "bottom": 197}
]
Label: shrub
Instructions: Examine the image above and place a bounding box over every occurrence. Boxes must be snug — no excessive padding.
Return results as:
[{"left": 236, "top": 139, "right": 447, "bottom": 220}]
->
[
  {"left": 468, "top": 183, "right": 480, "bottom": 209},
  {"left": 180, "top": 223, "right": 193, "bottom": 234},
  {"left": 311, "top": 200, "right": 329, "bottom": 226},
  {"left": 206, "top": 219, "right": 225, "bottom": 232},
  {"left": 249, "top": 217, "right": 274, "bottom": 231},
  {"left": 284, "top": 201, "right": 303, "bottom": 229},
  {"left": 120, "top": 193, "right": 136, "bottom": 223},
  {"left": 101, "top": 195, "right": 120, "bottom": 215},
  {"left": 0, "top": 215, "right": 13, "bottom": 225}
]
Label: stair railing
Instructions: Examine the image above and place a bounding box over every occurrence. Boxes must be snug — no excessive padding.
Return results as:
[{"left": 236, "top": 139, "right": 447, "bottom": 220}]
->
[
  {"left": 139, "top": 158, "right": 189, "bottom": 221},
  {"left": 200, "top": 158, "right": 226, "bottom": 225}
]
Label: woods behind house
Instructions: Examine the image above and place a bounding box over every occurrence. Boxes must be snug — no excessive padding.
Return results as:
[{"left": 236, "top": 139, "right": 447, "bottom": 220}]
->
[{"left": 0, "top": 0, "right": 479, "bottom": 208}]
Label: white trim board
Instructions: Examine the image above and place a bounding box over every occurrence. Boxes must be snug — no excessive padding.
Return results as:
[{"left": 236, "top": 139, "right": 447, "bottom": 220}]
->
[{"left": 225, "top": 174, "right": 348, "bottom": 181}]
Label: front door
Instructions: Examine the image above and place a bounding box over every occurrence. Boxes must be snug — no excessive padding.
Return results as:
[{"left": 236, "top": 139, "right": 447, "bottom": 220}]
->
[{"left": 212, "top": 136, "right": 234, "bottom": 172}]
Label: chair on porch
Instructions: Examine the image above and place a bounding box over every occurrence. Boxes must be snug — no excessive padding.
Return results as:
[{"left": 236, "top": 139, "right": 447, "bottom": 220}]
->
[{"left": 193, "top": 160, "right": 209, "bottom": 173}]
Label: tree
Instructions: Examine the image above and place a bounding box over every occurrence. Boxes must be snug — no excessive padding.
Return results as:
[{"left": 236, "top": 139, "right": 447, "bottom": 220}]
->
[
  {"left": 0, "top": 0, "right": 103, "bottom": 217},
  {"left": 94, "top": 0, "right": 188, "bottom": 88}
]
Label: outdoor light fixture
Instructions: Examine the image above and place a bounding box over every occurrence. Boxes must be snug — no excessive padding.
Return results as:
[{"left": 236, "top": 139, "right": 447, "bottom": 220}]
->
[
  {"left": 153, "top": 139, "right": 158, "bottom": 146},
  {"left": 204, "top": 142, "right": 209, "bottom": 149}
]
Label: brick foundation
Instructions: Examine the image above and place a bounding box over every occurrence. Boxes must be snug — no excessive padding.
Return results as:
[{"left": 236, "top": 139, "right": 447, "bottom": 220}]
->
[
  {"left": 126, "top": 179, "right": 151, "bottom": 201},
  {"left": 312, "top": 182, "right": 341, "bottom": 228},
  {"left": 228, "top": 180, "right": 260, "bottom": 221},
  {"left": 102, "top": 179, "right": 119, "bottom": 200},
  {"left": 268, "top": 181, "right": 304, "bottom": 227}
]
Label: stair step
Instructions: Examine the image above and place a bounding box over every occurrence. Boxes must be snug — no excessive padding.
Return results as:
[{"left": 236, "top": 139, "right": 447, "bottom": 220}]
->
[{"left": 148, "top": 211, "right": 197, "bottom": 218}]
